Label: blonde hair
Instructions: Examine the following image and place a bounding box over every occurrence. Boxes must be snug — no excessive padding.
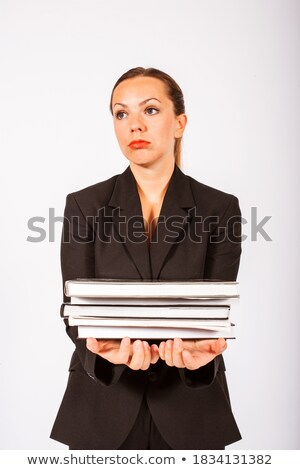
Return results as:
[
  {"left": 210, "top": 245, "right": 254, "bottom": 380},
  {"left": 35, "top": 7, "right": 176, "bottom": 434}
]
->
[{"left": 109, "top": 67, "right": 185, "bottom": 168}]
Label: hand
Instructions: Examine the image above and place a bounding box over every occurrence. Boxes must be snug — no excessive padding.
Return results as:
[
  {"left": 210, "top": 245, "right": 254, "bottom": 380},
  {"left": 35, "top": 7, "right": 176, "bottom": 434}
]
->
[
  {"left": 158, "top": 337, "right": 227, "bottom": 370},
  {"left": 86, "top": 337, "right": 160, "bottom": 370}
]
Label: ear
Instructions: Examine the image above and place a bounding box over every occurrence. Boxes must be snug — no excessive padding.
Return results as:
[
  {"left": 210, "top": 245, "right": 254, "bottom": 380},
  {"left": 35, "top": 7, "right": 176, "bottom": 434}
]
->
[{"left": 174, "top": 113, "right": 187, "bottom": 138}]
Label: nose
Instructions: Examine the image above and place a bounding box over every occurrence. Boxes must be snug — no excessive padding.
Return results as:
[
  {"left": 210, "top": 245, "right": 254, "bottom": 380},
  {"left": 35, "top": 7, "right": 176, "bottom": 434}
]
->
[
  {"left": 131, "top": 124, "right": 142, "bottom": 132},
  {"left": 130, "top": 114, "right": 146, "bottom": 133}
]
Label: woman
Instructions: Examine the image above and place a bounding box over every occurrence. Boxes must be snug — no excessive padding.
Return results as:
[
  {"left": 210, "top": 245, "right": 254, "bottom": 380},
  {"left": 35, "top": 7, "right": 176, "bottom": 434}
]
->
[{"left": 51, "top": 67, "right": 242, "bottom": 450}]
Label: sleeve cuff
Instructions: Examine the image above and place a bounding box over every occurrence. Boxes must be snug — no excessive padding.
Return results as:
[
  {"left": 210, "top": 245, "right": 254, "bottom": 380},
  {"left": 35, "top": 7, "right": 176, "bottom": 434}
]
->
[
  {"left": 178, "top": 356, "right": 222, "bottom": 389},
  {"left": 84, "top": 348, "right": 126, "bottom": 386}
]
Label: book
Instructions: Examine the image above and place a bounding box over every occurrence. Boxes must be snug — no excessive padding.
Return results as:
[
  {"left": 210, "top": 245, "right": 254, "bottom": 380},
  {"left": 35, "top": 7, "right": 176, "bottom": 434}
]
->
[
  {"left": 65, "top": 279, "right": 239, "bottom": 299},
  {"left": 63, "top": 279, "right": 239, "bottom": 340},
  {"left": 76, "top": 324, "right": 236, "bottom": 339},
  {"left": 68, "top": 316, "right": 231, "bottom": 330},
  {"left": 70, "top": 296, "right": 238, "bottom": 306},
  {"left": 62, "top": 304, "right": 230, "bottom": 319}
]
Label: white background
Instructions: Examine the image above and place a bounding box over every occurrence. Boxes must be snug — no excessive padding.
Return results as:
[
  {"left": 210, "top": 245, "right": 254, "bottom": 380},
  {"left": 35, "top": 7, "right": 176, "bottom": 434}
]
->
[{"left": 0, "top": 0, "right": 299, "bottom": 450}]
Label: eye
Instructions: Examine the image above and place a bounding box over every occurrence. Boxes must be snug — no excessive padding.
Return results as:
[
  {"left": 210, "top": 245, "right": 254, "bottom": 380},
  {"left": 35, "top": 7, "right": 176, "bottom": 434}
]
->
[
  {"left": 115, "top": 111, "right": 127, "bottom": 120},
  {"left": 145, "top": 107, "right": 159, "bottom": 115}
]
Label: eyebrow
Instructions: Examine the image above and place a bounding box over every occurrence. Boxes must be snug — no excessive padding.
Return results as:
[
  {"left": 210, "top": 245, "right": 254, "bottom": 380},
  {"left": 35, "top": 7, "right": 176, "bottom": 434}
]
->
[{"left": 113, "top": 98, "right": 161, "bottom": 108}]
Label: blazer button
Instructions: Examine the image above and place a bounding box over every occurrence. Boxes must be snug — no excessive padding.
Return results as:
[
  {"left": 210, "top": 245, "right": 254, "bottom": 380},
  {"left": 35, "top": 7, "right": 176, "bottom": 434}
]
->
[{"left": 148, "top": 371, "right": 157, "bottom": 382}]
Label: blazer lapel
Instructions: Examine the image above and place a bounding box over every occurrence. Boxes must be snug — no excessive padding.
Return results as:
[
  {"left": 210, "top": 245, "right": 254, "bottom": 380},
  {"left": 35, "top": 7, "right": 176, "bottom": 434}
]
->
[
  {"left": 149, "top": 165, "right": 195, "bottom": 279},
  {"left": 108, "top": 166, "right": 152, "bottom": 280}
]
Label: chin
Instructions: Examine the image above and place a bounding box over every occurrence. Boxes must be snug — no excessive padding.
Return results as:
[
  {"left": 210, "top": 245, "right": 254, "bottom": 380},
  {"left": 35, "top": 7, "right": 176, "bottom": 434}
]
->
[{"left": 124, "top": 153, "right": 157, "bottom": 167}]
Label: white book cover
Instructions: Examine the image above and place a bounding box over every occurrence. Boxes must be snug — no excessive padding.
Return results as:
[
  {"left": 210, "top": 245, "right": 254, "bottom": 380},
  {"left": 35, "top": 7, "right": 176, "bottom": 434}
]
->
[
  {"left": 65, "top": 278, "right": 239, "bottom": 299},
  {"left": 63, "top": 304, "right": 230, "bottom": 319},
  {"left": 68, "top": 315, "right": 231, "bottom": 330},
  {"left": 70, "top": 296, "right": 238, "bottom": 306},
  {"left": 77, "top": 324, "right": 236, "bottom": 339}
]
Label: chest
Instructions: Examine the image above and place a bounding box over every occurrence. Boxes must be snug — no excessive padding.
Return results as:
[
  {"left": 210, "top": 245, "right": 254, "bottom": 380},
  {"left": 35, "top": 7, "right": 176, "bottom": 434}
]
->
[
  {"left": 94, "top": 206, "right": 210, "bottom": 280},
  {"left": 139, "top": 196, "right": 164, "bottom": 244}
]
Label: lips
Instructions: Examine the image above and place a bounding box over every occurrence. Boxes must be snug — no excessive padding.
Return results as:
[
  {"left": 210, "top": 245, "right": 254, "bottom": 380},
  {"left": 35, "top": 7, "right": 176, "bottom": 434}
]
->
[{"left": 129, "top": 140, "right": 151, "bottom": 149}]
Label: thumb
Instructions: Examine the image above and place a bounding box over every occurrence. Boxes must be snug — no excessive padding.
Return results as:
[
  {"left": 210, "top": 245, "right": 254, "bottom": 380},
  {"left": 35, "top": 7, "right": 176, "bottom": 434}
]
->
[{"left": 182, "top": 349, "right": 198, "bottom": 370}]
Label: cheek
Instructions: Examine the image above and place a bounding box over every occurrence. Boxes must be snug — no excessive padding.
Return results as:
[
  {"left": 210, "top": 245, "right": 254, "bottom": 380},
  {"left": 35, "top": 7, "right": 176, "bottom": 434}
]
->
[
  {"left": 114, "top": 124, "right": 127, "bottom": 144},
  {"left": 152, "top": 117, "right": 175, "bottom": 138},
  {"left": 154, "top": 120, "right": 177, "bottom": 145}
]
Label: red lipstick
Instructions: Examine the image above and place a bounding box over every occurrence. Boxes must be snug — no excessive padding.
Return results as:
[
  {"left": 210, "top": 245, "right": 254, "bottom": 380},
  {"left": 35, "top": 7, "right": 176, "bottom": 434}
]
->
[{"left": 129, "top": 140, "right": 151, "bottom": 149}]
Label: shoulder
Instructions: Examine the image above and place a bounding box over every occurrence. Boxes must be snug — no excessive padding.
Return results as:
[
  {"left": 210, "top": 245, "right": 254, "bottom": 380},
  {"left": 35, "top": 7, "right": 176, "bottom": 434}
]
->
[
  {"left": 183, "top": 171, "right": 240, "bottom": 218},
  {"left": 65, "top": 174, "right": 119, "bottom": 213},
  {"left": 70, "top": 174, "right": 119, "bottom": 202},
  {"left": 188, "top": 174, "right": 237, "bottom": 202}
]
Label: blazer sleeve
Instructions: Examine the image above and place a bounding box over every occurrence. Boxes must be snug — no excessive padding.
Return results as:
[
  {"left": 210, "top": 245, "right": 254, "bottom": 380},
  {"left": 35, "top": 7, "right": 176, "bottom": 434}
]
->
[
  {"left": 61, "top": 193, "right": 126, "bottom": 386},
  {"left": 178, "top": 195, "right": 242, "bottom": 388}
]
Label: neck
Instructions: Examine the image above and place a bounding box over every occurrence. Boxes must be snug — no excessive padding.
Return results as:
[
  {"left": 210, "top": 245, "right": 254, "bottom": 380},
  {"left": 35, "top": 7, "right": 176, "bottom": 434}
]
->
[{"left": 129, "top": 158, "right": 175, "bottom": 202}]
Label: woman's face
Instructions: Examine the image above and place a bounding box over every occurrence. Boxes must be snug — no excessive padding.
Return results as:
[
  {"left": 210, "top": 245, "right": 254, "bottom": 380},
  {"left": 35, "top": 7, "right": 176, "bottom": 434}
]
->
[{"left": 112, "top": 76, "right": 187, "bottom": 168}]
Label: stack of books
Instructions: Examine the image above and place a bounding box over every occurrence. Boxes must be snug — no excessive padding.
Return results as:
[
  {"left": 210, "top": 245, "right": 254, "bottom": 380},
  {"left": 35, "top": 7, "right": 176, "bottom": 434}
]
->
[{"left": 61, "top": 279, "right": 239, "bottom": 339}]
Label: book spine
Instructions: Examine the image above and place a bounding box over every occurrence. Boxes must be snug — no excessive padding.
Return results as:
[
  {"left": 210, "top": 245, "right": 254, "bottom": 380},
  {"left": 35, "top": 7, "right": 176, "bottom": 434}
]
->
[{"left": 60, "top": 304, "right": 65, "bottom": 318}]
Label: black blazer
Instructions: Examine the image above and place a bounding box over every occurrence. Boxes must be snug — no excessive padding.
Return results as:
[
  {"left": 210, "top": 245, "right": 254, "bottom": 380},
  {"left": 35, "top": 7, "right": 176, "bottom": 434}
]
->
[{"left": 50, "top": 164, "right": 242, "bottom": 449}]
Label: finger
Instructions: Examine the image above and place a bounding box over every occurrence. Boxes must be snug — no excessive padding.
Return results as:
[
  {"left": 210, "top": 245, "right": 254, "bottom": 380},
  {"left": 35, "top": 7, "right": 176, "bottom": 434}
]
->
[
  {"left": 215, "top": 338, "right": 227, "bottom": 354},
  {"left": 86, "top": 337, "right": 100, "bottom": 354},
  {"left": 140, "top": 341, "right": 151, "bottom": 370},
  {"left": 192, "top": 338, "right": 227, "bottom": 355},
  {"left": 164, "top": 339, "right": 174, "bottom": 367},
  {"left": 172, "top": 338, "right": 185, "bottom": 368},
  {"left": 150, "top": 344, "right": 160, "bottom": 364},
  {"left": 158, "top": 341, "right": 166, "bottom": 360},
  {"left": 128, "top": 340, "right": 144, "bottom": 370},
  {"left": 205, "top": 338, "right": 227, "bottom": 355},
  {"left": 118, "top": 337, "right": 132, "bottom": 363}
]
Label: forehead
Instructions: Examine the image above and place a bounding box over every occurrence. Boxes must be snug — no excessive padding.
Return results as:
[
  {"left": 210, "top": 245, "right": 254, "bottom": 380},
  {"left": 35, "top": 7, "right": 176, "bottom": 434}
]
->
[{"left": 112, "top": 76, "right": 169, "bottom": 104}]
